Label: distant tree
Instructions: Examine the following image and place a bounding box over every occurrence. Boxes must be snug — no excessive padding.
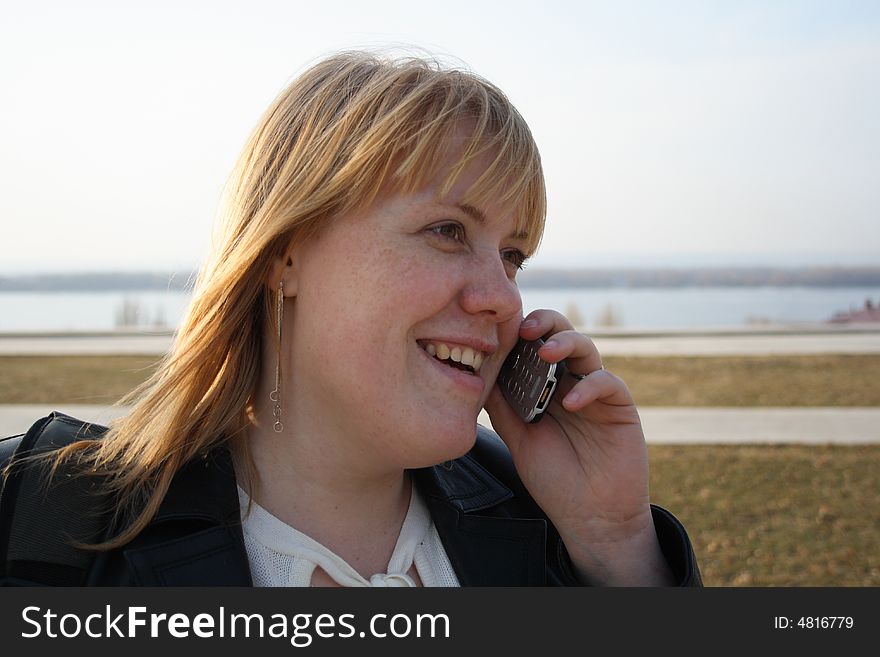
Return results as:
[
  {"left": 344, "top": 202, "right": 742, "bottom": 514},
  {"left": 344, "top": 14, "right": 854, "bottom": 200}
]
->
[
  {"left": 153, "top": 306, "right": 167, "bottom": 328},
  {"left": 595, "top": 303, "right": 622, "bottom": 328},
  {"left": 114, "top": 297, "right": 142, "bottom": 328},
  {"left": 565, "top": 301, "right": 585, "bottom": 330}
]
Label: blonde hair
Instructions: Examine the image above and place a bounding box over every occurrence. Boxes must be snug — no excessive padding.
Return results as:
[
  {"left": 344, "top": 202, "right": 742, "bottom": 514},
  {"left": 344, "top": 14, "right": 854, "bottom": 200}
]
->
[{"left": 51, "top": 50, "right": 547, "bottom": 549}]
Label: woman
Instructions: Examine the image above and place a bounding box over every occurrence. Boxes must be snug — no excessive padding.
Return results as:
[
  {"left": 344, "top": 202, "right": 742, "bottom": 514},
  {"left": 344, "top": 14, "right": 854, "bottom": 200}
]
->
[{"left": 1, "top": 51, "right": 700, "bottom": 586}]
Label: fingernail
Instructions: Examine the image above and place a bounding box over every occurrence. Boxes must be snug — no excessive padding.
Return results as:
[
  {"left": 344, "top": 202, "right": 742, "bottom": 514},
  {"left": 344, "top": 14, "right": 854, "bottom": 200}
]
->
[
  {"left": 521, "top": 319, "right": 538, "bottom": 329},
  {"left": 563, "top": 391, "right": 580, "bottom": 406},
  {"left": 542, "top": 339, "right": 558, "bottom": 350}
]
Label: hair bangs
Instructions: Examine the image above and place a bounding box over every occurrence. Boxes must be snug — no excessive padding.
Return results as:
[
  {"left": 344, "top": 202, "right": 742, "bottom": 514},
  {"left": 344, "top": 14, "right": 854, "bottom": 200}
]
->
[
  {"left": 450, "top": 122, "right": 546, "bottom": 256},
  {"left": 368, "top": 67, "right": 545, "bottom": 255}
]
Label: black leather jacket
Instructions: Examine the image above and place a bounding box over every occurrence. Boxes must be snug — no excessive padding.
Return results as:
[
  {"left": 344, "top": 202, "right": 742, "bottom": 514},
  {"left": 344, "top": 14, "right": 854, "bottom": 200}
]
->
[{"left": 1, "top": 414, "right": 702, "bottom": 586}]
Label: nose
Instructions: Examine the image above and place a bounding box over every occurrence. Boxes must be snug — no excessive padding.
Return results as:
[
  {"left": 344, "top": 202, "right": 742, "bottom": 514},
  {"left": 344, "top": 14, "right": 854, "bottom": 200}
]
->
[{"left": 458, "top": 251, "right": 523, "bottom": 323}]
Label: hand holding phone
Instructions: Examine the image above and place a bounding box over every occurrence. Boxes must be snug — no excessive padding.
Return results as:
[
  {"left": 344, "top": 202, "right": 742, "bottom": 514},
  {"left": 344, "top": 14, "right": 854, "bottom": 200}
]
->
[{"left": 496, "top": 337, "right": 571, "bottom": 423}]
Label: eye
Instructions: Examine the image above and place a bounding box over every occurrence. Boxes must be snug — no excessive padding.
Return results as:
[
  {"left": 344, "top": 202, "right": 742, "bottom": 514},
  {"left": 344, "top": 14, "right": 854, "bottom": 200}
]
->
[
  {"left": 427, "top": 222, "right": 466, "bottom": 243},
  {"left": 501, "top": 249, "right": 528, "bottom": 272}
]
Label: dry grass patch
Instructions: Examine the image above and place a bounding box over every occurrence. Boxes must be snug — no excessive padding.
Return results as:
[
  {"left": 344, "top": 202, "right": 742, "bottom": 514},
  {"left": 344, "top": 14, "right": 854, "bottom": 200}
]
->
[
  {"left": 649, "top": 444, "right": 880, "bottom": 586},
  {"left": 605, "top": 354, "right": 880, "bottom": 406},
  {"left": 1, "top": 354, "right": 879, "bottom": 406},
  {"left": 0, "top": 356, "right": 161, "bottom": 404}
]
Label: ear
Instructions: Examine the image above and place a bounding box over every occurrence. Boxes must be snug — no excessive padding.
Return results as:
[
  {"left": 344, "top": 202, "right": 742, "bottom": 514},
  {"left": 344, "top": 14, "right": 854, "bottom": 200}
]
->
[{"left": 266, "top": 248, "right": 299, "bottom": 297}]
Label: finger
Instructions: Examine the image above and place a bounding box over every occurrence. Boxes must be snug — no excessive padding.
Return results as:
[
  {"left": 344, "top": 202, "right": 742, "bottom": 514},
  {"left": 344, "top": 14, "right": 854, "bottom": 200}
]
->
[
  {"left": 537, "top": 329, "right": 603, "bottom": 377},
  {"left": 519, "top": 309, "right": 573, "bottom": 340},
  {"left": 519, "top": 310, "right": 604, "bottom": 377},
  {"left": 558, "top": 369, "right": 635, "bottom": 411}
]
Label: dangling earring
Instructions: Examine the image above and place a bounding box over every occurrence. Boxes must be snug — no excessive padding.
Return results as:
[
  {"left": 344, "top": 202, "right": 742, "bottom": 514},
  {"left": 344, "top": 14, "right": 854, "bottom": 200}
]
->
[{"left": 270, "top": 281, "right": 284, "bottom": 433}]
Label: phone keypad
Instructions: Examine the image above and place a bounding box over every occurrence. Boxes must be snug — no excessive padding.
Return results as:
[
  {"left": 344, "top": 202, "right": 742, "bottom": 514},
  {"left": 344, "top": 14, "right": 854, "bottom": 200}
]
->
[{"left": 497, "top": 339, "right": 556, "bottom": 423}]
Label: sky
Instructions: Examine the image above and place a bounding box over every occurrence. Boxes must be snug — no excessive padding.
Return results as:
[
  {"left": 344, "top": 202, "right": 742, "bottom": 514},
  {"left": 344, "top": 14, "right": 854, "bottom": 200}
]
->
[{"left": 1, "top": 0, "right": 878, "bottom": 273}]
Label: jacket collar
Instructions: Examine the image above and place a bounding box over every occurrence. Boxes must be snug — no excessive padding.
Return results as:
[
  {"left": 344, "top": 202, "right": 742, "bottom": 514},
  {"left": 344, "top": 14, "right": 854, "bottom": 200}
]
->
[
  {"left": 124, "top": 431, "right": 548, "bottom": 586},
  {"left": 412, "top": 443, "right": 549, "bottom": 586},
  {"left": 122, "top": 447, "right": 253, "bottom": 586},
  {"left": 153, "top": 447, "right": 241, "bottom": 525}
]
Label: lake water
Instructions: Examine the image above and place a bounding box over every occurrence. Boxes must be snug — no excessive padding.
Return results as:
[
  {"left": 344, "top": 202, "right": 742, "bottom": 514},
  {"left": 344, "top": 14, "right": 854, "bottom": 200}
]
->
[
  {"left": 520, "top": 286, "right": 879, "bottom": 329},
  {"left": 1, "top": 287, "right": 877, "bottom": 332}
]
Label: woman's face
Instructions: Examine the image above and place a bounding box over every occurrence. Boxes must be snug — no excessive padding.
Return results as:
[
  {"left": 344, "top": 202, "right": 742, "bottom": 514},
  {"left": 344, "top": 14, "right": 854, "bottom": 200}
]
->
[{"left": 284, "top": 146, "right": 529, "bottom": 469}]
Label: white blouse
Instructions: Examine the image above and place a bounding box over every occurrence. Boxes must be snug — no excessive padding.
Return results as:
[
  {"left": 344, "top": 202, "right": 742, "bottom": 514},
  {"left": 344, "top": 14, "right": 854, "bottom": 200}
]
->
[{"left": 237, "top": 484, "right": 460, "bottom": 587}]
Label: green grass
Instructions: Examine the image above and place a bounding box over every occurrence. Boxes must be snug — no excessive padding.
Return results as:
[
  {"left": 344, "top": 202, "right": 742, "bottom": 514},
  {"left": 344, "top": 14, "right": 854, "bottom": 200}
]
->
[{"left": 649, "top": 444, "right": 880, "bottom": 586}]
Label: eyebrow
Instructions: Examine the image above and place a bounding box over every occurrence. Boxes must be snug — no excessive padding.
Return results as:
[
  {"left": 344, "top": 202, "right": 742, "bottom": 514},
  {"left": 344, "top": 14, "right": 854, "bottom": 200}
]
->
[
  {"left": 456, "top": 203, "right": 486, "bottom": 224},
  {"left": 454, "top": 203, "right": 530, "bottom": 242}
]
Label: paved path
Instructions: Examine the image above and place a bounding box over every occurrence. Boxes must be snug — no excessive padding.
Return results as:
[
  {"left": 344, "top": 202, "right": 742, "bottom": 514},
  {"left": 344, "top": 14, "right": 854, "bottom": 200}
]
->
[
  {"left": 478, "top": 408, "right": 880, "bottom": 444},
  {"left": 3, "top": 404, "right": 878, "bottom": 444},
  {"left": 596, "top": 332, "right": 880, "bottom": 356},
  {"left": 0, "top": 334, "right": 174, "bottom": 355},
  {"left": 2, "top": 326, "right": 878, "bottom": 356},
  {"left": 0, "top": 405, "right": 132, "bottom": 437}
]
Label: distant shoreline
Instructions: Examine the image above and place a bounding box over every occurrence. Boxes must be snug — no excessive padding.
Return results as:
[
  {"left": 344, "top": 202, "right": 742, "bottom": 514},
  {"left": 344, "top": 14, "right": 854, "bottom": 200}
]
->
[{"left": 2, "top": 266, "right": 880, "bottom": 291}]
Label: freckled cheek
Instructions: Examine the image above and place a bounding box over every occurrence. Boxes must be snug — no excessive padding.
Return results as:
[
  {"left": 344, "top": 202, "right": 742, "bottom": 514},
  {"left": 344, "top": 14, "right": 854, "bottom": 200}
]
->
[
  {"left": 376, "top": 257, "right": 459, "bottom": 315},
  {"left": 299, "top": 249, "right": 458, "bottom": 363}
]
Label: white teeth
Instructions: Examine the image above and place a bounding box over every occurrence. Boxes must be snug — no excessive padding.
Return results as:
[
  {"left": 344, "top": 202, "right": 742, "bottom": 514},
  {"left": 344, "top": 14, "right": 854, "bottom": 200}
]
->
[{"left": 419, "top": 341, "right": 486, "bottom": 373}]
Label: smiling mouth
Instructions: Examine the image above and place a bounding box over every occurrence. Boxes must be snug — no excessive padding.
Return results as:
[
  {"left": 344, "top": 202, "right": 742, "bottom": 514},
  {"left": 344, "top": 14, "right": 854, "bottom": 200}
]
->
[{"left": 417, "top": 340, "right": 485, "bottom": 375}]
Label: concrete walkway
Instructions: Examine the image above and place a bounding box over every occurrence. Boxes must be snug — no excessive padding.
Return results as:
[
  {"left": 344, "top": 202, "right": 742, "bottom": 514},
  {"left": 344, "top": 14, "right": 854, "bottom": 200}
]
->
[
  {"left": 0, "top": 334, "right": 174, "bottom": 356},
  {"left": 596, "top": 332, "right": 880, "bottom": 356},
  {"left": 479, "top": 408, "right": 880, "bottom": 444},
  {"left": 1, "top": 325, "right": 879, "bottom": 356},
  {"left": 3, "top": 404, "right": 878, "bottom": 444}
]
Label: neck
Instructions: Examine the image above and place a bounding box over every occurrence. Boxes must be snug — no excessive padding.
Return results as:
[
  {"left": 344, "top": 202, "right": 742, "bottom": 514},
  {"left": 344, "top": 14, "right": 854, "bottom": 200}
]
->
[{"left": 237, "top": 391, "right": 413, "bottom": 577}]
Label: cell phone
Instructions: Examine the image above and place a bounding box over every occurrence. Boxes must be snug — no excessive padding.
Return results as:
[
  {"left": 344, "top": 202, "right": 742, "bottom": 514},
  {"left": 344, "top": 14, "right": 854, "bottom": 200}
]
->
[{"left": 496, "top": 337, "right": 566, "bottom": 423}]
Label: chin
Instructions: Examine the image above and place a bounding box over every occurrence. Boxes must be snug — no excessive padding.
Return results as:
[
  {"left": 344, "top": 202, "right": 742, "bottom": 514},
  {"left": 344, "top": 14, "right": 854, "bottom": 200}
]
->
[{"left": 405, "top": 409, "right": 479, "bottom": 468}]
